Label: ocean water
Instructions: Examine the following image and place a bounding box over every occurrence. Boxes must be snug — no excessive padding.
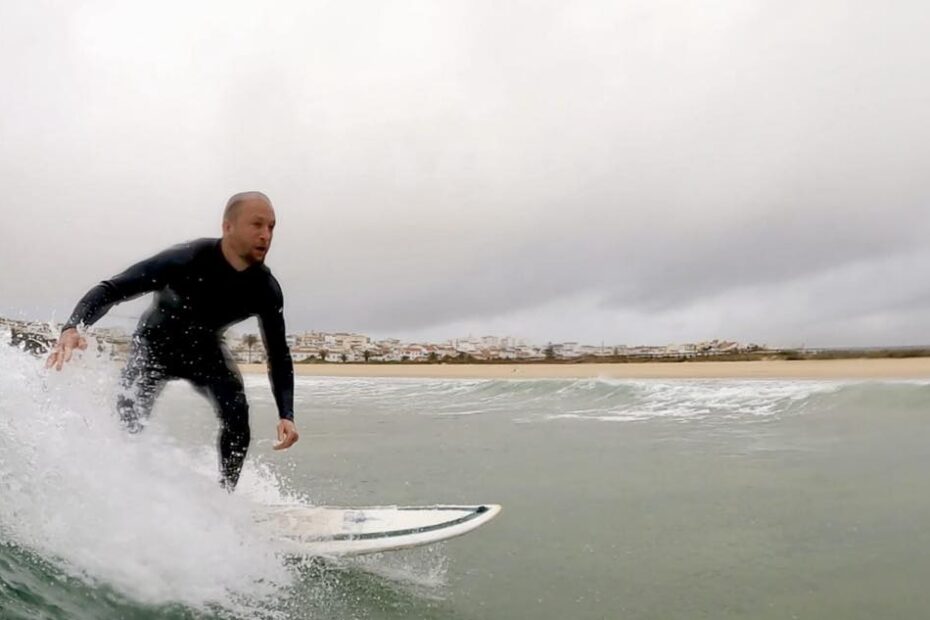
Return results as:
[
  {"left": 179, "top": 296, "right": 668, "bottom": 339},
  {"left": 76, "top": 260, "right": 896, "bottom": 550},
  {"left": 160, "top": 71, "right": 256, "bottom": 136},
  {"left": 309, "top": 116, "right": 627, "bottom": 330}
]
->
[{"left": 2, "top": 341, "right": 930, "bottom": 619}]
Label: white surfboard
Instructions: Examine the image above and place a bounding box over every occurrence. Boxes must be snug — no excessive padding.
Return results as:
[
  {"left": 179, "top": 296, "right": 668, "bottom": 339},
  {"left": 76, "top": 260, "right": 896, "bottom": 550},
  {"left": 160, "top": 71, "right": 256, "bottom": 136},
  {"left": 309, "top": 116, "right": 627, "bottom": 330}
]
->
[{"left": 256, "top": 504, "right": 502, "bottom": 557}]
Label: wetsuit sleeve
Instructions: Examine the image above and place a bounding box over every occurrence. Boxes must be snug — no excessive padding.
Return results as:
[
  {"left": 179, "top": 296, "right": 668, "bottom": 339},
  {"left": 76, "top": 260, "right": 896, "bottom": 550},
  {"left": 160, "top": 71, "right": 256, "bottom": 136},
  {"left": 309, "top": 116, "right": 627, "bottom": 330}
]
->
[
  {"left": 61, "top": 241, "right": 202, "bottom": 332},
  {"left": 259, "top": 276, "right": 295, "bottom": 421}
]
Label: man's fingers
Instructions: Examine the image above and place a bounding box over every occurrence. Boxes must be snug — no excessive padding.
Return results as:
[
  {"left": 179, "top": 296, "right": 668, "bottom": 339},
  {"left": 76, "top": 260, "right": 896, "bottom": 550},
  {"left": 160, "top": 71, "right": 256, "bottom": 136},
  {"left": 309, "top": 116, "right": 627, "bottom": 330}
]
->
[
  {"left": 273, "top": 425, "right": 299, "bottom": 450},
  {"left": 45, "top": 339, "right": 78, "bottom": 372},
  {"left": 78, "top": 337, "right": 88, "bottom": 350},
  {"left": 54, "top": 345, "right": 67, "bottom": 371},
  {"left": 273, "top": 427, "right": 286, "bottom": 450},
  {"left": 282, "top": 430, "right": 298, "bottom": 449},
  {"left": 276, "top": 437, "right": 297, "bottom": 450},
  {"left": 273, "top": 433, "right": 291, "bottom": 450}
]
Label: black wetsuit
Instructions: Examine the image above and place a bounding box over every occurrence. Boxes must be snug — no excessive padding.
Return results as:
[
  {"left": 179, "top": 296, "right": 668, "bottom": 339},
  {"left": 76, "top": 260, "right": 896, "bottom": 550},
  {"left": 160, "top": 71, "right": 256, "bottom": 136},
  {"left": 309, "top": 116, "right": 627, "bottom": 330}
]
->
[{"left": 62, "top": 237, "right": 294, "bottom": 490}]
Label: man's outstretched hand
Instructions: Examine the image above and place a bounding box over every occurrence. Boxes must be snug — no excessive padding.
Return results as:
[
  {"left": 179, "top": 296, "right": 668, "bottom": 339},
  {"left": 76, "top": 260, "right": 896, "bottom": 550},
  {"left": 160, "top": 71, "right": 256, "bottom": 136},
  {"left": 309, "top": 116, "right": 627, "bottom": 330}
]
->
[
  {"left": 274, "top": 419, "right": 299, "bottom": 450},
  {"left": 45, "top": 328, "right": 88, "bottom": 371}
]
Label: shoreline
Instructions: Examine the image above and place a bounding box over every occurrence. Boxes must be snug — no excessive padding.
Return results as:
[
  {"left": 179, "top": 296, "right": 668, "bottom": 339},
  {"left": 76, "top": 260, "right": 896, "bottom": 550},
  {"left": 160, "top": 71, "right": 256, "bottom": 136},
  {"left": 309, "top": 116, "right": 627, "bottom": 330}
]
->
[{"left": 239, "top": 358, "right": 930, "bottom": 380}]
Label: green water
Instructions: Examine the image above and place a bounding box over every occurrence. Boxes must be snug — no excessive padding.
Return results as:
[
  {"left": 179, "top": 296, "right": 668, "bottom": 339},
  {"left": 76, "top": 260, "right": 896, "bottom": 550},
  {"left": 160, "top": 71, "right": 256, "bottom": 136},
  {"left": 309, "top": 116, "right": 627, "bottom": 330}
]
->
[{"left": 4, "top": 377, "right": 930, "bottom": 618}]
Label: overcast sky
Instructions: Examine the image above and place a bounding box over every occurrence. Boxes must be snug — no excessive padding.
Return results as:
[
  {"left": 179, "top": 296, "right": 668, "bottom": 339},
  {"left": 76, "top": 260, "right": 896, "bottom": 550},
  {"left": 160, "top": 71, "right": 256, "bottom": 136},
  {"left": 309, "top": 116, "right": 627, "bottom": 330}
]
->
[{"left": 2, "top": 1, "right": 929, "bottom": 347}]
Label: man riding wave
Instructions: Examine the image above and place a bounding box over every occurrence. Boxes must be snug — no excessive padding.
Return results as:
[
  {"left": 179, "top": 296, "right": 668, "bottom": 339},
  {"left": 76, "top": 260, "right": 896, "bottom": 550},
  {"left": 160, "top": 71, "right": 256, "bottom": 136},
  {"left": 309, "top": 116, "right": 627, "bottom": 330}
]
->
[{"left": 46, "top": 191, "right": 299, "bottom": 490}]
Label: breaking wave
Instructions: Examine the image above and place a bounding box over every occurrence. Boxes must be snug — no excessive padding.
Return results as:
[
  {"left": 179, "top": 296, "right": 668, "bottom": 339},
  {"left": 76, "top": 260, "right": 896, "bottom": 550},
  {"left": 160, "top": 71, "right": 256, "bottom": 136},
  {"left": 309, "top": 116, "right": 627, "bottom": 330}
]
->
[{"left": 282, "top": 374, "right": 929, "bottom": 423}]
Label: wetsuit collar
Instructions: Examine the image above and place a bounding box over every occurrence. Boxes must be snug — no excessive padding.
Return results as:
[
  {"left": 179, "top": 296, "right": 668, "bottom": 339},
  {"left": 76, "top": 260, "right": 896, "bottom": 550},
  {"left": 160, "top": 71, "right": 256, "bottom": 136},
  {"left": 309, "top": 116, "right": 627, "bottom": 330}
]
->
[{"left": 216, "top": 238, "right": 263, "bottom": 274}]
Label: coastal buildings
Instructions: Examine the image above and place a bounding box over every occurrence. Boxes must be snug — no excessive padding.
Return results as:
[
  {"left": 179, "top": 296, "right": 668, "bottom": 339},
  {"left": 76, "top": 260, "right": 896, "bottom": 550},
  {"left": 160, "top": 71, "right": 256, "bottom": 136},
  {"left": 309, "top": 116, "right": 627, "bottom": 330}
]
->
[
  {"left": 228, "top": 332, "right": 765, "bottom": 364},
  {"left": 2, "top": 315, "right": 765, "bottom": 364}
]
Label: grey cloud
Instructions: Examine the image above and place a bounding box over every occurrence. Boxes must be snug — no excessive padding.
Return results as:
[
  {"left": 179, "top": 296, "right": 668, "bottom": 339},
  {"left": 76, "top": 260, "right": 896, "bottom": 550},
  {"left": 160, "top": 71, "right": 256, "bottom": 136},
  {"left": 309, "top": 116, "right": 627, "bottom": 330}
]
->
[{"left": 2, "top": 0, "right": 929, "bottom": 346}]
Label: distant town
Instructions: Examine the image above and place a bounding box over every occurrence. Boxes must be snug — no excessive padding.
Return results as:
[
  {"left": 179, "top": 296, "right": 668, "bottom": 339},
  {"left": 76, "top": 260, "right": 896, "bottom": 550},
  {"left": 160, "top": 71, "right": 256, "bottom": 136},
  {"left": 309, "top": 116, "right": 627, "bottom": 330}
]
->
[
  {"left": 3, "top": 315, "right": 927, "bottom": 364},
  {"left": 1, "top": 315, "right": 766, "bottom": 363}
]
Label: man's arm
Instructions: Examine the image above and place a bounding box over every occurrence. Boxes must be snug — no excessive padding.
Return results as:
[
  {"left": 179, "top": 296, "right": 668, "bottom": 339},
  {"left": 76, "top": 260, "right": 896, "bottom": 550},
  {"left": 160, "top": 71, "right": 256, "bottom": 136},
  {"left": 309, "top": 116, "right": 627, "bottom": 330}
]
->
[
  {"left": 46, "top": 240, "right": 203, "bottom": 371},
  {"left": 61, "top": 240, "right": 203, "bottom": 332},
  {"left": 258, "top": 275, "right": 299, "bottom": 450}
]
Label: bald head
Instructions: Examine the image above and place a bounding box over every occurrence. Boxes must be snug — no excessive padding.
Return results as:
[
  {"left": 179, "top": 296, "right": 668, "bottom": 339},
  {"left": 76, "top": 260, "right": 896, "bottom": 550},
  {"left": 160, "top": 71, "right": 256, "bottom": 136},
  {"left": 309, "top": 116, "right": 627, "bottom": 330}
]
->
[
  {"left": 224, "top": 191, "right": 272, "bottom": 223},
  {"left": 221, "top": 191, "right": 276, "bottom": 268}
]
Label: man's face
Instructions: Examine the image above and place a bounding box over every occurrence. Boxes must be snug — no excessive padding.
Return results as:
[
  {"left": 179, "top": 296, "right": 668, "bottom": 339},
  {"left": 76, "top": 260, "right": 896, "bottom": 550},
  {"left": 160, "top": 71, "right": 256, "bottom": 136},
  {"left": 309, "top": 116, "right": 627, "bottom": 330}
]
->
[{"left": 224, "top": 199, "right": 276, "bottom": 264}]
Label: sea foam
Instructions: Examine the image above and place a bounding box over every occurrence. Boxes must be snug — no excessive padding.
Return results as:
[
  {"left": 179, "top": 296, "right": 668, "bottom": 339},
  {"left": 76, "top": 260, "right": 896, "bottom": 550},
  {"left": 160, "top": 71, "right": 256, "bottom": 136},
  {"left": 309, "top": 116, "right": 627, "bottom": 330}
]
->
[{"left": 0, "top": 343, "right": 292, "bottom": 616}]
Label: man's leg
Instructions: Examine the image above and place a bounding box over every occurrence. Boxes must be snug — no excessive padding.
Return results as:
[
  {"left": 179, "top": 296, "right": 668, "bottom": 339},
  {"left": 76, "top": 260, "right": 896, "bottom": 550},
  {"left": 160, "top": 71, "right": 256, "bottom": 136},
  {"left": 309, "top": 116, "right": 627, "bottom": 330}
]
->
[
  {"left": 189, "top": 361, "right": 251, "bottom": 491},
  {"left": 116, "top": 338, "right": 168, "bottom": 433}
]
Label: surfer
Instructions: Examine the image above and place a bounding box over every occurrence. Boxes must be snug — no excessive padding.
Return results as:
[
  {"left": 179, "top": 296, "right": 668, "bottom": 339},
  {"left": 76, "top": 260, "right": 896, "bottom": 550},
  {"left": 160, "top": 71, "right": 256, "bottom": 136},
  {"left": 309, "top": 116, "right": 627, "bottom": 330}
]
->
[{"left": 45, "top": 191, "right": 299, "bottom": 491}]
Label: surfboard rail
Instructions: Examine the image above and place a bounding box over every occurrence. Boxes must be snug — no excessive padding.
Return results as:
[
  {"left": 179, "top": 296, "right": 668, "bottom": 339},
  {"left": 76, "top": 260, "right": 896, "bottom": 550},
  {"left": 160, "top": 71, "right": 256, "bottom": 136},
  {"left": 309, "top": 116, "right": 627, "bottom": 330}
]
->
[{"left": 256, "top": 503, "right": 502, "bottom": 556}]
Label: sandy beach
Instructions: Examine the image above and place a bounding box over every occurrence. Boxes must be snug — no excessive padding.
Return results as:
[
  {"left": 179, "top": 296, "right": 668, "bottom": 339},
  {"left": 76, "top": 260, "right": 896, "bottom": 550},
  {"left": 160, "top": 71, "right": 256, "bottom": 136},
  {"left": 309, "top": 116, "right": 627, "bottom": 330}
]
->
[{"left": 239, "top": 357, "right": 930, "bottom": 380}]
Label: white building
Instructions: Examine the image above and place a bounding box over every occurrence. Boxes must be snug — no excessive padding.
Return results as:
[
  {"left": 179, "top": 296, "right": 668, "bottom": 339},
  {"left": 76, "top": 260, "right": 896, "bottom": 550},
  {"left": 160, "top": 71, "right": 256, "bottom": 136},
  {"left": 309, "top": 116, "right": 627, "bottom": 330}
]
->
[{"left": 553, "top": 342, "right": 581, "bottom": 358}]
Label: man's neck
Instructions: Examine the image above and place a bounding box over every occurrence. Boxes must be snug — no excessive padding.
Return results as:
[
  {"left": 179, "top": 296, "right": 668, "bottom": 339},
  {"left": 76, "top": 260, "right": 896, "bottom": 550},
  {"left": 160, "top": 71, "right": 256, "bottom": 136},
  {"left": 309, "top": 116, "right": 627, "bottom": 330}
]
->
[{"left": 220, "top": 238, "right": 252, "bottom": 272}]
